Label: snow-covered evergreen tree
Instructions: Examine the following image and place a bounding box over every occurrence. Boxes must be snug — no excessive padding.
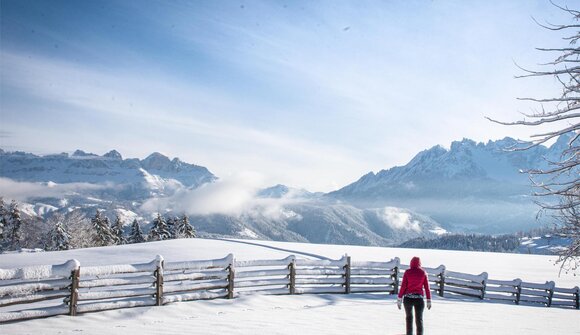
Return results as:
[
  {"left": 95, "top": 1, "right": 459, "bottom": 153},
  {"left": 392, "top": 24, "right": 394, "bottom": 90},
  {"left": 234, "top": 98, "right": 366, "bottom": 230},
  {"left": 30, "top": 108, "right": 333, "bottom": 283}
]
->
[
  {"left": 148, "top": 213, "right": 170, "bottom": 241},
  {"left": 129, "top": 219, "right": 146, "bottom": 244},
  {"left": 92, "top": 210, "right": 115, "bottom": 246},
  {"left": 103, "top": 216, "right": 113, "bottom": 244},
  {"left": 166, "top": 216, "right": 176, "bottom": 239},
  {"left": 111, "top": 215, "right": 127, "bottom": 245},
  {"left": 4, "top": 200, "right": 23, "bottom": 250},
  {"left": 0, "top": 198, "right": 7, "bottom": 249},
  {"left": 176, "top": 214, "right": 196, "bottom": 239},
  {"left": 48, "top": 218, "right": 71, "bottom": 251}
]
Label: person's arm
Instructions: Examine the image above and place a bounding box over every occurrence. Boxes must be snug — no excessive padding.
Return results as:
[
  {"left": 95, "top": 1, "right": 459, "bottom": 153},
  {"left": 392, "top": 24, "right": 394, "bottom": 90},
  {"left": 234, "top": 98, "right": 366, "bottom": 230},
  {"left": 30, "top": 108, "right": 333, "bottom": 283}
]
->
[
  {"left": 424, "top": 273, "right": 432, "bottom": 309},
  {"left": 397, "top": 272, "right": 408, "bottom": 309},
  {"left": 398, "top": 272, "right": 408, "bottom": 299},
  {"left": 423, "top": 273, "right": 431, "bottom": 300}
]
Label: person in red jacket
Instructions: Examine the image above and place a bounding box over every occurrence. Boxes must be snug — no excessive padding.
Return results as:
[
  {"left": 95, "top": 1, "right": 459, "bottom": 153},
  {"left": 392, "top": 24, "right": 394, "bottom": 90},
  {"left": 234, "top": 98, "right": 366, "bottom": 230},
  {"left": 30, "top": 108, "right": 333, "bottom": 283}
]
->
[{"left": 397, "top": 256, "right": 431, "bottom": 335}]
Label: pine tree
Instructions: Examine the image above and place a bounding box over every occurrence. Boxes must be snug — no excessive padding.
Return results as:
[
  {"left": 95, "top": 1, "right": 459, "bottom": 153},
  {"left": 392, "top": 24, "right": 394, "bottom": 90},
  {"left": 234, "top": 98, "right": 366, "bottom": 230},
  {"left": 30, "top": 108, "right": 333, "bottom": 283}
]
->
[
  {"left": 166, "top": 216, "right": 176, "bottom": 239},
  {"left": 0, "top": 198, "right": 7, "bottom": 248},
  {"left": 103, "top": 216, "right": 113, "bottom": 244},
  {"left": 111, "top": 215, "right": 127, "bottom": 245},
  {"left": 48, "top": 219, "right": 71, "bottom": 251},
  {"left": 148, "top": 213, "right": 170, "bottom": 241},
  {"left": 129, "top": 219, "right": 146, "bottom": 244},
  {"left": 5, "top": 200, "right": 23, "bottom": 250},
  {"left": 176, "top": 214, "right": 196, "bottom": 239},
  {"left": 92, "top": 210, "right": 114, "bottom": 246}
]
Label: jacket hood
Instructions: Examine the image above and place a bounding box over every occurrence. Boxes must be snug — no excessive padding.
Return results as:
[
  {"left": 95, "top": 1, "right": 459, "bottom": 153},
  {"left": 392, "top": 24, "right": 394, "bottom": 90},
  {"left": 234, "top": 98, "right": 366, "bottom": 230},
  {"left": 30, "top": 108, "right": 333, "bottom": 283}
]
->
[{"left": 410, "top": 257, "right": 421, "bottom": 269}]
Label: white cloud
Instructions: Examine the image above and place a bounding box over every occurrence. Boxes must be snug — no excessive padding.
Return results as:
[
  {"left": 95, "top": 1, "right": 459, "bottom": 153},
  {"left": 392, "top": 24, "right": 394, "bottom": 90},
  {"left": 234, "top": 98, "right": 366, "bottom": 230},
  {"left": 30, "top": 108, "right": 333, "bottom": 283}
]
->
[
  {"left": 141, "top": 172, "right": 307, "bottom": 219},
  {"left": 380, "top": 207, "right": 421, "bottom": 232},
  {"left": 141, "top": 172, "right": 262, "bottom": 216},
  {"left": 0, "top": 177, "right": 110, "bottom": 201}
]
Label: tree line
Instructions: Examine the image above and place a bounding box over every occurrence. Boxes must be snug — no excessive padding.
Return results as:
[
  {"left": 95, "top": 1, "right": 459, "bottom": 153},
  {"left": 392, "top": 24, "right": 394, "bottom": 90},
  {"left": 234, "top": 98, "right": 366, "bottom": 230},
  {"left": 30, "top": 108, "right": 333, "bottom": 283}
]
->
[
  {"left": 398, "top": 233, "right": 532, "bottom": 254},
  {"left": 0, "top": 198, "right": 196, "bottom": 252}
]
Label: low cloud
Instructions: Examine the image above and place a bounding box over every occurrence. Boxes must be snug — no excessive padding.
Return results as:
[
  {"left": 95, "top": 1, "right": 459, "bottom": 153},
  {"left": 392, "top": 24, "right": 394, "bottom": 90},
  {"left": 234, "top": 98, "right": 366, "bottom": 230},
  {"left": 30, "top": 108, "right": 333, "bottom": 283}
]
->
[
  {"left": 141, "top": 173, "right": 305, "bottom": 219},
  {"left": 0, "top": 177, "right": 110, "bottom": 201},
  {"left": 380, "top": 207, "right": 421, "bottom": 232}
]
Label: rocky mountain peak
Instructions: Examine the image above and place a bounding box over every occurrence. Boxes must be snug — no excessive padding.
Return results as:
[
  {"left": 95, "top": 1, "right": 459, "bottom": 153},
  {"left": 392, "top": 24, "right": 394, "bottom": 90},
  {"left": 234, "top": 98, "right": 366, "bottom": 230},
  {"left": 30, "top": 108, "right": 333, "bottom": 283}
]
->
[
  {"left": 103, "top": 150, "right": 123, "bottom": 160},
  {"left": 141, "top": 152, "right": 171, "bottom": 170},
  {"left": 450, "top": 138, "right": 477, "bottom": 151},
  {"left": 72, "top": 150, "right": 98, "bottom": 157}
]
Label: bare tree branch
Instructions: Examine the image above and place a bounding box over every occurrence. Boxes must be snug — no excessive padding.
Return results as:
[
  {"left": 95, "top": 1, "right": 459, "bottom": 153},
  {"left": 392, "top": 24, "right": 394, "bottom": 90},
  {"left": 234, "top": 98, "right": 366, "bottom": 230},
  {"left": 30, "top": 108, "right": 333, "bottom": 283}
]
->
[{"left": 488, "top": 3, "right": 580, "bottom": 273}]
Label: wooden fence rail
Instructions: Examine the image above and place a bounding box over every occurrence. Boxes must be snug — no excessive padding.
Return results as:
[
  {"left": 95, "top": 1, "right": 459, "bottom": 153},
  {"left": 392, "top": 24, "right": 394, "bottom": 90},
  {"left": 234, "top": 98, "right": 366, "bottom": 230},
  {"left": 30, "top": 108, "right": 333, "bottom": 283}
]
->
[
  {"left": 1, "top": 253, "right": 578, "bottom": 323},
  {"left": 0, "top": 259, "right": 80, "bottom": 322},
  {"left": 485, "top": 278, "right": 522, "bottom": 304}
]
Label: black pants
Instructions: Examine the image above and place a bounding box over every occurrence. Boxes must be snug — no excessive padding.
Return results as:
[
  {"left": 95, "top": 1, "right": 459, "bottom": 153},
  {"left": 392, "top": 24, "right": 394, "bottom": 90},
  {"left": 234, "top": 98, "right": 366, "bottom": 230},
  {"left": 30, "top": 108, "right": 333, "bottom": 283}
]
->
[{"left": 403, "top": 296, "right": 424, "bottom": 335}]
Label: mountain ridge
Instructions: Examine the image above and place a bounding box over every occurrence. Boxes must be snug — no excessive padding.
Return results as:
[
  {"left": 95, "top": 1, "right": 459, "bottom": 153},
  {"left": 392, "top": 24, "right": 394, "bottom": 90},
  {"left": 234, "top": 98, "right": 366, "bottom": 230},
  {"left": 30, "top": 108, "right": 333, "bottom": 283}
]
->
[
  {"left": 0, "top": 149, "right": 216, "bottom": 193},
  {"left": 0, "top": 148, "right": 446, "bottom": 246},
  {"left": 1, "top": 133, "right": 573, "bottom": 244},
  {"left": 328, "top": 134, "right": 576, "bottom": 233}
]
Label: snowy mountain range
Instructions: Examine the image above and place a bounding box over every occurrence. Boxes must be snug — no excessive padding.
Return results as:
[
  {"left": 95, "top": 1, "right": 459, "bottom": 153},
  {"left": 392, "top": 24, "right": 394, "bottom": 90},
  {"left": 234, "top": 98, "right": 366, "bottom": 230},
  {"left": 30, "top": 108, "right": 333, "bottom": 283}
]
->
[
  {"left": 0, "top": 149, "right": 216, "bottom": 195},
  {"left": 0, "top": 149, "right": 445, "bottom": 245},
  {"left": 0, "top": 133, "right": 572, "bottom": 245},
  {"left": 329, "top": 134, "right": 574, "bottom": 233}
]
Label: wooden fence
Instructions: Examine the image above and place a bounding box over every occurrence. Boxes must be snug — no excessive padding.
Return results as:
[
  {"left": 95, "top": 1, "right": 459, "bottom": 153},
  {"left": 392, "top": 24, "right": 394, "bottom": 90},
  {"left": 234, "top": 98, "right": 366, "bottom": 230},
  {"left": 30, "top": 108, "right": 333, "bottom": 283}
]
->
[{"left": 1, "top": 254, "right": 578, "bottom": 323}]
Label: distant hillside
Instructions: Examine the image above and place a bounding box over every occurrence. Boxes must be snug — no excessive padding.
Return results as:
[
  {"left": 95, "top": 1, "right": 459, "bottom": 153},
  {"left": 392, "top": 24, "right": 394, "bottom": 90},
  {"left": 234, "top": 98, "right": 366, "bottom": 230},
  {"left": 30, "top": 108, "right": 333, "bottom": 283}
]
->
[{"left": 192, "top": 203, "right": 445, "bottom": 246}]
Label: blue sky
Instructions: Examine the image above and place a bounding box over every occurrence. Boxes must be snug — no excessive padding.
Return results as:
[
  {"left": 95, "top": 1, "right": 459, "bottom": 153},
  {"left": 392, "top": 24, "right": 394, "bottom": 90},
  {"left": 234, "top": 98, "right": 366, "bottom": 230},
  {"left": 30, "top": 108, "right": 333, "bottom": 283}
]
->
[{"left": 0, "top": 0, "right": 574, "bottom": 191}]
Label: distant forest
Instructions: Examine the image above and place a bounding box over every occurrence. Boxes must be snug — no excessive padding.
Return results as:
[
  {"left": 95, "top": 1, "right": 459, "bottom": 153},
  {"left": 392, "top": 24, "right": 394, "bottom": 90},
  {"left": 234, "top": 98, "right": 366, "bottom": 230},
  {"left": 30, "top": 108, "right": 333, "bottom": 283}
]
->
[{"left": 397, "top": 229, "right": 556, "bottom": 253}]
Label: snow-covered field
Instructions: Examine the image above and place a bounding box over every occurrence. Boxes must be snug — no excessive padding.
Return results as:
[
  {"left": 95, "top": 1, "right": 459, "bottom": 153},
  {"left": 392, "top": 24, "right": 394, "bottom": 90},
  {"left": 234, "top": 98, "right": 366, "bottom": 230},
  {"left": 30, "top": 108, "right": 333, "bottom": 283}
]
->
[{"left": 1, "top": 238, "right": 578, "bottom": 334}]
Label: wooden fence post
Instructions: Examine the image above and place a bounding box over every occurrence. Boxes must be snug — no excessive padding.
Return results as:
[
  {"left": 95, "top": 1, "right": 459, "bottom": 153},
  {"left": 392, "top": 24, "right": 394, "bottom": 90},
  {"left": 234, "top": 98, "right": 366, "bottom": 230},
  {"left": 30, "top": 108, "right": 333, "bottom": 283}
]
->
[
  {"left": 546, "top": 281, "right": 555, "bottom": 307},
  {"left": 344, "top": 256, "right": 351, "bottom": 294},
  {"left": 480, "top": 272, "right": 488, "bottom": 300},
  {"left": 227, "top": 263, "right": 235, "bottom": 299},
  {"left": 514, "top": 279, "right": 522, "bottom": 305},
  {"left": 155, "top": 258, "right": 164, "bottom": 306},
  {"left": 438, "top": 265, "right": 445, "bottom": 297},
  {"left": 392, "top": 266, "right": 399, "bottom": 295},
  {"left": 69, "top": 267, "right": 80, "bottom": 316},
  {"left": 289, "top": 259, "right": 296, "bottom": 295},
  {"left": 575, "top": 286, "right": 579, "bottom": 310},
  {"left": 392, "top": 257, "right": 400, "bottom": 295}
]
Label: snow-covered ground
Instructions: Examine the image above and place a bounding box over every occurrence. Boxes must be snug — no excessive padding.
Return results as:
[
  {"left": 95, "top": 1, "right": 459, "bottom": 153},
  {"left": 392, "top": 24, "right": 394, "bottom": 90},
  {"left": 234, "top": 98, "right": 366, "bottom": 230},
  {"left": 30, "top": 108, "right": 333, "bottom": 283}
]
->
[
  {"left": 1, "top": 238, "right": 578, "bottom": 334},
  {"left": 2, "top": 293, "right": 578, "bottom": 335}
]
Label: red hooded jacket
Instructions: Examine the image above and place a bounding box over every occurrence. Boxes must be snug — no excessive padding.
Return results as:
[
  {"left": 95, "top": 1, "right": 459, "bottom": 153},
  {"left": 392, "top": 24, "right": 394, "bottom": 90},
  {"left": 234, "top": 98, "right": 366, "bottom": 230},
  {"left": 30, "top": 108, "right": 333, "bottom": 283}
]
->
[{"left": 398, "top": 257, "right": 431, "bottom": 299}]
